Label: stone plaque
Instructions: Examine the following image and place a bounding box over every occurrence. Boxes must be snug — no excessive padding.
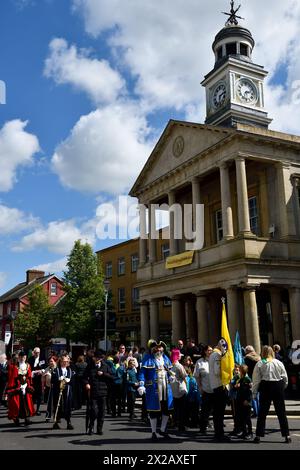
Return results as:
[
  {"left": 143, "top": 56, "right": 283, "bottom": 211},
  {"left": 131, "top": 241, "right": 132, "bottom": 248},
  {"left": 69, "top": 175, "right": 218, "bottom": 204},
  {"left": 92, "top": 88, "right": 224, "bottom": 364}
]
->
[{"left": 173, "top": 136, "right": 184, "bottom": 158}]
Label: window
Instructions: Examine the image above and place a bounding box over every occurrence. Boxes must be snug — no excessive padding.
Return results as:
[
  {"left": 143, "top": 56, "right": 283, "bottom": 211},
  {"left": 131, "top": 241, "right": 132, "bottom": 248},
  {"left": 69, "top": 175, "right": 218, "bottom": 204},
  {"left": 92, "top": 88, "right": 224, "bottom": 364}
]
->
[
  {"left": 240, "top": 43, "right": 249, "bottom": 56},
  {"left": 105, "top": 262, "right": 112, "bottom": 278},
  {"left": 163, "top": 298, "right": 172, "bottom": 307},
  {"left": 118, "top": 257, "right": 125, "bottom": 276},
  {"left": 50, "top": 282, "right": 57, "bottom": 296},
  {"left": 161, "top": 243, "right": 170, "bottom": 260},
  {"left": 226, "top": 42, "right": 237, "bottom": 56},
  {"left": 249, "top": 196, "right": 259, "bottom": 235},
  {"left": 118, "top": 288, "right": 126, "bottom": 311},
  {"left": 215, "top": 210, "right": 223, "bottom": 242},
  {"left": 131, "top": 253, "right": 139, "bottom": 272},
  {"left": 132, "top": 287, "right": 140, "bottom": 310}
]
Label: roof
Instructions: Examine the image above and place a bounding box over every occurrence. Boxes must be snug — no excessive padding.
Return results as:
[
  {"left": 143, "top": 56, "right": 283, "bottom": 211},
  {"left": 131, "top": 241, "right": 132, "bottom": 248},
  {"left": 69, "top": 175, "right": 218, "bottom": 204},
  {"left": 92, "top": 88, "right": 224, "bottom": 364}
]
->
[
  {"left": 0, "top": 274, "right": 62, "bottom": 304},
  {"left": 129, "top": 119, "right": 300, "bottom": 198}
]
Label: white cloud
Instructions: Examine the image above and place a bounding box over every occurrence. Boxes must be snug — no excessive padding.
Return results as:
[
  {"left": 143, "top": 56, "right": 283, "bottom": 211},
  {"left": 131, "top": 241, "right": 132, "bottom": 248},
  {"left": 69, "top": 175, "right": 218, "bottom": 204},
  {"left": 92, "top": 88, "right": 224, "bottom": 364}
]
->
[
  {"left": 44, "top": 38, "right": 125, "bottom": 105},
  {"left": 0, "top": 120, "right": 40, "bottom": 192},
  {"left": 13, "top": 219, "right": 95, "bottom": 255},
  {"left": 51, "top": 102, "right": 153, "bottom": 194},
  {"left": 0, "top": 204, "right": 39, "bottom": 235},
  {"left": 72, "top": 0, "right": 300, "bottom": 132},
  {"left": 0, "top": 272, "right": 7, "bottom": 289},
  {"left": 31, "top": 257, "right": 68, "bottom": 275}
]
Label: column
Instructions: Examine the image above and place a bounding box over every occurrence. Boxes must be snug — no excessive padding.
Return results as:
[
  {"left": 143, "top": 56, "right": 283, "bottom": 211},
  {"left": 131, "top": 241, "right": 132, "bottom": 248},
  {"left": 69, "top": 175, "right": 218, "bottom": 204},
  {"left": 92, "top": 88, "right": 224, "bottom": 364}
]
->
[
  {"left": 269, "top": 288, "right": 286, "bottom": 346},
  {"left": 226, "top": 286, "right": 239, "bottom": 341},
  {"left": 235, "top": 157, "right": 251, "bottom": 235},
  {"left": 150, "top": 300, "right": 159, "bottom": 339},
  {"left": 168, "top": 190, "right": 178, "bottom": 256},
  {"left": 196, "top": 293, "right": 209, "bottom": 345},
  {"left": 185, "top": 299, "right": 197, "bottom": 341},
  {"left": 192, "top": 177, "right": 201, "bottom": 232},
  {"left": 243, "top": 288, "right": 261, "bottom": 354},
  {"left": 148, "top": 202, "right": 157, "bottom": 263},
  {"left": 140, "top": 301, "right": 150, "bottom": 348},
  {"left": 276, "top": 162, "right": 296, "bottom": 238},
  {"left": 171, "top": 297, "right": 185, "bottom": 344},
  {"left": 289, "top": 287, "right": 300, "bottom": 340},
  {"left": 292, "top": 177, "right": 300, "bottom": 237},
  {"left": 219, "top": 163, "right": 234, "bottom": 239},
  {"left": 139, "top": 203, "right": 147, "bottom": 266}
]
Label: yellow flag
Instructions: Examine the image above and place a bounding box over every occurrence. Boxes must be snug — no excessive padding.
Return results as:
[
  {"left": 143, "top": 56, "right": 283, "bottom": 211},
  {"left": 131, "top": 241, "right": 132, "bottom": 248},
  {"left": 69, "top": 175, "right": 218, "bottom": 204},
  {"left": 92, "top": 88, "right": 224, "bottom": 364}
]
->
[{"left": 221, "top": 301, "right": 235, "bottom": 386}]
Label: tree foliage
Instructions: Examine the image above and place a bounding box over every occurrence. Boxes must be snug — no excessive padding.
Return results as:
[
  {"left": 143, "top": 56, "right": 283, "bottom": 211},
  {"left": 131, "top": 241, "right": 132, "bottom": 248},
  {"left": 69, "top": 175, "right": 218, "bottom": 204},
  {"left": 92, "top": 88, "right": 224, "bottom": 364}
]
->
[
  {"left": 14, "top": 284, "right": 54, "bottom": 349},
  {"left": 60, "top": 240, "right": 104, "bottom": 345}
]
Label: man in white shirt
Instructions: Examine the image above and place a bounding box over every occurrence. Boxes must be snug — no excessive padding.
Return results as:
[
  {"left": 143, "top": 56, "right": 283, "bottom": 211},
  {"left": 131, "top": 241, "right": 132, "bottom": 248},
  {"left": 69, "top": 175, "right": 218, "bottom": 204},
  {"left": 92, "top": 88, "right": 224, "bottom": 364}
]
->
[
  {"left": 194, "top": 345, "right": 213, "bottom": 433},
  {"left": 208, "top": 341, "right": 231, "bottom": 442}
]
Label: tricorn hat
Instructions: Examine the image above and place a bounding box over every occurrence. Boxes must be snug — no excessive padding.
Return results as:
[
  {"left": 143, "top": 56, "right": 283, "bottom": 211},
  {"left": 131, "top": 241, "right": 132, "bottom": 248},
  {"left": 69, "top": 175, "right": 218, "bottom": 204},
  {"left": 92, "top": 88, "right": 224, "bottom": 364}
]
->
[
  {"left": 94, "top": 349, "right": 106, "bottom": 359},
  {"left": 147, "top": 339, "right": 167, "bottom": 350},
  {"left": 18, "top": 350, "right": 26, "bottom": 357}
]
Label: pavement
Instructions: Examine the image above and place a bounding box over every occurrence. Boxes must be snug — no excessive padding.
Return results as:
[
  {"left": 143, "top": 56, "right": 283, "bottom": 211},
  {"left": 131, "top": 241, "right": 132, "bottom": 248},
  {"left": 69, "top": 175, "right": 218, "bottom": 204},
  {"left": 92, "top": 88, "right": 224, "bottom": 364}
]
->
[{"left": 0, "top": 404, "right": 300, "bottom": 451}]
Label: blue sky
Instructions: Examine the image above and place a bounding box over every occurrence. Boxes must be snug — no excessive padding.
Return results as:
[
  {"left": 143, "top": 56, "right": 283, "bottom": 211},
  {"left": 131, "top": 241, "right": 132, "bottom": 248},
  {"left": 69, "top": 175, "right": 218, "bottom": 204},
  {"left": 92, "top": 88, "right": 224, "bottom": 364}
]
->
[{"left": 0, "top": 0, "right": 300, "bottom": 294}]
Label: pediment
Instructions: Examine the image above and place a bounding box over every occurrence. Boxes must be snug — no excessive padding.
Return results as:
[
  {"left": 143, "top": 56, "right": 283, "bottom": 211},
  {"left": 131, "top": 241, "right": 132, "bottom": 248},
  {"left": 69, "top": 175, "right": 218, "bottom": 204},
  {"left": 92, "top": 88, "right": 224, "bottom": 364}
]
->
[{"left": 130, "top": 120, "right": 233, "bottom": 196}]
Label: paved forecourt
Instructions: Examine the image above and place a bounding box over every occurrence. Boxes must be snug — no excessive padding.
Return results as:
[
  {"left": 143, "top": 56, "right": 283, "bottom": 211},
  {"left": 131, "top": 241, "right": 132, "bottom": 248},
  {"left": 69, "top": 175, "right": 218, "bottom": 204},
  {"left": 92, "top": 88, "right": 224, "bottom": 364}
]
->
[{"left": 0, "top": 405, "right": 300, "bottom": 451}]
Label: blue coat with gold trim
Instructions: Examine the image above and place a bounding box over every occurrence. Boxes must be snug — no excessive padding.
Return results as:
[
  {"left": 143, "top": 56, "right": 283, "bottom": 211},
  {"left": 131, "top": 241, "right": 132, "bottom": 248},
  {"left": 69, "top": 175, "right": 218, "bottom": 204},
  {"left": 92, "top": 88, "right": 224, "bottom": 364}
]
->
[{"left": 138, "top": 354, "right": 174, "bottom": 412}]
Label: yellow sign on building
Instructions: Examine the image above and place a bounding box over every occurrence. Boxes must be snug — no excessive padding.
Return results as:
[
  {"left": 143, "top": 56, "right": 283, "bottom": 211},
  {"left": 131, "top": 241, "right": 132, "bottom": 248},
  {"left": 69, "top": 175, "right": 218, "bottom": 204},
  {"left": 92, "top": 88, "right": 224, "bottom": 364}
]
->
[{"left": 165, "top": 251, "right": 194, "bottom": 269}]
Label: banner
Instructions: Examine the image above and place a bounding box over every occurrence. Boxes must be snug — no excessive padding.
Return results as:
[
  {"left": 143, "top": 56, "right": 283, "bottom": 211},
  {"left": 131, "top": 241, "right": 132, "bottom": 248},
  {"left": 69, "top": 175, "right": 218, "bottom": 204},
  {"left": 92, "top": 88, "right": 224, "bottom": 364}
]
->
[
  {"left": 233, "top": 331, "right": 245, "bottom": 365},
  {"left": 221, "top": 301, "right": 235, "bottom": 386},
  {"left": 165, "top": 251, "right": 194, "bottom": 269}
]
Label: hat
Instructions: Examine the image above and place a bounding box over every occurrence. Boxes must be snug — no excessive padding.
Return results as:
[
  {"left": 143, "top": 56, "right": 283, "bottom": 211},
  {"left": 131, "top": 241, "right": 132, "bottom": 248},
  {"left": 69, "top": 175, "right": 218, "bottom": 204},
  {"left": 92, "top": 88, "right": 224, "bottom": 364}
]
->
[
  {"left": 147, "top": 339, "right": 167, "bottom": 351},
  {"left": 18, "top": 351, "right": 26, "bottom": 357},
  {"left": 170, "top": 349, "right": 181, "bottom": 363},
  {"left": 94, "top": 349, "right": 106, "bottom": 359}
]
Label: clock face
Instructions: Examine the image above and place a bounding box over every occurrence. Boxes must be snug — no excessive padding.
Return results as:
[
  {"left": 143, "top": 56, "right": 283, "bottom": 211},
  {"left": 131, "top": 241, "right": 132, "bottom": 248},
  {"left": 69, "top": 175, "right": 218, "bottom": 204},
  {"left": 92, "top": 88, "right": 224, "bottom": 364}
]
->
[
  {"left": 237, "top": 78, "right": 257, "bottom": 104},
  {"left": 212, "top": 82, "right": 227, "bottom": 109}
]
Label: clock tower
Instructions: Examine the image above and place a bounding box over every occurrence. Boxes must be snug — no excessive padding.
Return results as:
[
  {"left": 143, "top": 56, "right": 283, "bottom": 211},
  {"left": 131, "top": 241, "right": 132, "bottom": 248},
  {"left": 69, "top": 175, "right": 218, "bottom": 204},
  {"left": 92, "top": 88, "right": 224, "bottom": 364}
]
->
[{"left": 202, "top": 1, "right": 272, "bottom": 128}]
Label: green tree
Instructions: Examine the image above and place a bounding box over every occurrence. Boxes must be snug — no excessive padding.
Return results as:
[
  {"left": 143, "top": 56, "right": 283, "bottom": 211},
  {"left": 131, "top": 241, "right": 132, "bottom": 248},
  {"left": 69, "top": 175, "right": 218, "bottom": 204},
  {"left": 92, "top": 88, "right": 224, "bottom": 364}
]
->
[
  {"left": 61, "top": 240, "right": 104, "bottom": 347},
  {"left": 14, "top": 284, "right": 54, "bottom": 349}
]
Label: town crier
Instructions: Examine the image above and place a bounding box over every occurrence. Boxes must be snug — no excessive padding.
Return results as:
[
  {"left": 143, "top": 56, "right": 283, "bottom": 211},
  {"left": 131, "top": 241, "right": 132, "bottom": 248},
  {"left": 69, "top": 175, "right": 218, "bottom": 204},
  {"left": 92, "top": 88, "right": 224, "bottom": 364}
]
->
[
  {"left": 7, "top": 351, "right": 35, "bottom": 426},
  {"left": 138, "top": 339, "right": 174, "bottom": 441}
]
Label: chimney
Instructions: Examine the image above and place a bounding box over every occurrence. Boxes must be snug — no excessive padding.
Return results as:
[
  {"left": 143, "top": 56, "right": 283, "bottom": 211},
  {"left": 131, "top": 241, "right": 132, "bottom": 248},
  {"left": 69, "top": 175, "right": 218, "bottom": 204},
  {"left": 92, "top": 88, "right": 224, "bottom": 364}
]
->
[{"left": 26, "top": 270, "right": 45, "bottom": 284}]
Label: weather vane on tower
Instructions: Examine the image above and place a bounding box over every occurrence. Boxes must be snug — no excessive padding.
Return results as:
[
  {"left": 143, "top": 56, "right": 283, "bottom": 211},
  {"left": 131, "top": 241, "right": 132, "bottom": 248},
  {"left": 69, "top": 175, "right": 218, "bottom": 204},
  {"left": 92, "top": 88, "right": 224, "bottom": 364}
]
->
[{"left": 222, "top": 0, "right": 244, "bottom": 26}]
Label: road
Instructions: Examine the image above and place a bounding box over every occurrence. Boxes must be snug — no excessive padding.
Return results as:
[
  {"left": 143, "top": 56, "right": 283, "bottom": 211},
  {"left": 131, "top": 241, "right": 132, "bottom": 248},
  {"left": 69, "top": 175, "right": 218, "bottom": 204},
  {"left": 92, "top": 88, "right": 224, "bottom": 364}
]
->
[{"left": 0, "top": 405, "right": 299, "bottom": 451}]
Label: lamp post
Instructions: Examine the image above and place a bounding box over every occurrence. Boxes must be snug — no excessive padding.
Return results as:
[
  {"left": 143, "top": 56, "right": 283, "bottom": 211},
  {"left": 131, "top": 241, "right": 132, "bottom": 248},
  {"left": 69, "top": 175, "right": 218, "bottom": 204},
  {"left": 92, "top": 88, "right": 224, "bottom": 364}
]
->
[{"left": 103, "top": 279, "right": 110, "bottom": 352}]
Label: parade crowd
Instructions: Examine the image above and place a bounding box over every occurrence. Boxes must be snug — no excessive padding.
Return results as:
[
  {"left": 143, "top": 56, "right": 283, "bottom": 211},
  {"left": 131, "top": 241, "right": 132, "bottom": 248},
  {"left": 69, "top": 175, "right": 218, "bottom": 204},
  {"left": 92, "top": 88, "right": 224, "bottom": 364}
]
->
[{"left": 0, "top": 338, "right": 294, "bottom": 444}]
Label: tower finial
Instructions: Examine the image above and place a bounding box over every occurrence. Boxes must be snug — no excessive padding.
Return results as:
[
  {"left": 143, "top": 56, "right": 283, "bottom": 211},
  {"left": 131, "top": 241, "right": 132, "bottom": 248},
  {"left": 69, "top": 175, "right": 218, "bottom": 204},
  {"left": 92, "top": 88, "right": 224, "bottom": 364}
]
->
[{"left": 222, "top": 0, "right": 244, "bottom": 26}]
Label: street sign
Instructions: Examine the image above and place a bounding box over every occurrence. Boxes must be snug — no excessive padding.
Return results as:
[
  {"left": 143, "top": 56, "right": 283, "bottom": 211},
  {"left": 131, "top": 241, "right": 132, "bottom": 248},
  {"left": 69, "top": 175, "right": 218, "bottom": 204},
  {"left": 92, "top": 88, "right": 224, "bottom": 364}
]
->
[{"left": 5, "top": 332, "right": 11, "bottom": 345}]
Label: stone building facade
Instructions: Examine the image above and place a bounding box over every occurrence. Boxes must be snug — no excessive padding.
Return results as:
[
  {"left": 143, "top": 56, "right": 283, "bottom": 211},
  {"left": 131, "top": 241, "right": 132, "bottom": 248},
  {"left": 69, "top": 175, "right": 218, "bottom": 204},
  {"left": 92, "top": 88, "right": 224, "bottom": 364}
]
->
[{"left": 129, "top": 14, "right": 300, "bottom": 352}]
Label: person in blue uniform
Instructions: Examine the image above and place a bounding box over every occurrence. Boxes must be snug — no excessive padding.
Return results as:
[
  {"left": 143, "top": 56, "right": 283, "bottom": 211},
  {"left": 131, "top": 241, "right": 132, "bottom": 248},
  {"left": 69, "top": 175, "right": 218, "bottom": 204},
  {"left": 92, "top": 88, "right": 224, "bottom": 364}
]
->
[{"left": 138, "top": 339, "right": 174, "bottom": 441}]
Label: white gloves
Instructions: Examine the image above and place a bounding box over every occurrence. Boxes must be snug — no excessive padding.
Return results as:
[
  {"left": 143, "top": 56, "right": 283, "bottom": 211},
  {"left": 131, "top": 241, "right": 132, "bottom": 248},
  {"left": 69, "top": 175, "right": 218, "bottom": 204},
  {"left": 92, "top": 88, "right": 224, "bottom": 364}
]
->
[
  {"left": 59, "top": 376, "right": 65, "bottom": 381},
  {"left": 20, "top": 383, "right": 27, "bottom": 395},
  {"left": 64, "top": 378, "right": 70, "bottom": 383},
  {"left": 137, "top": 386, "right": 146, "bottom": 396}
]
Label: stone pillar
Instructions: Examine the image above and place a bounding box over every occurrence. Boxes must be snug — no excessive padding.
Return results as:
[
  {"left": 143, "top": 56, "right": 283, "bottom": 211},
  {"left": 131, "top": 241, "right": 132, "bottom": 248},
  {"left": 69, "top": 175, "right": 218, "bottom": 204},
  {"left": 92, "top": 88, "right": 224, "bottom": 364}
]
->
[
  {"left": 196, "top": 294, "right": 209, "bottom": 345},
  {"left": 270, "top": 288, "right": 286, "bottom": 347},
  {"left": 150, "top": 300, "right": 159, "bottom": 339},
  {"left": 148, "top": 203, "right": 157, "bottom": 263},
  {"left": 276, "top": 162, "right": 296, "bottom": 238},
  {"left": 289, "top": 287, "right": 300, "bottom": 341},
  {"left": 243, "top": 288, "right": 261, "bottom": 354},
  {"left": 140, "top": 301, "right": 150, "bottom": 348},
  {"left": 139, "top": 203, "right": 147, "bottom": 266},
  {"left": 292, "top": 177, "right": 300, "bottom": 237},
  {"left": 235, "top": 157, "right": 251, "bottom": 235},
  {"left": 185, "top": 299, "right": 197, "bottom": 341},
  {"left": 192, "top": 177, "right": 201, "bottom": 231},
  {"left": 171, "top": 297, "right": 184, "bottom": 344},
  {"left": 168, "top": 190, "right": 178, "bottom": 256},
  {"left": 219, "top": 163, "right": 234, "bottom": 239},
  {"left": 226, "top": 286, "right": 239, "bottom": 341}
]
